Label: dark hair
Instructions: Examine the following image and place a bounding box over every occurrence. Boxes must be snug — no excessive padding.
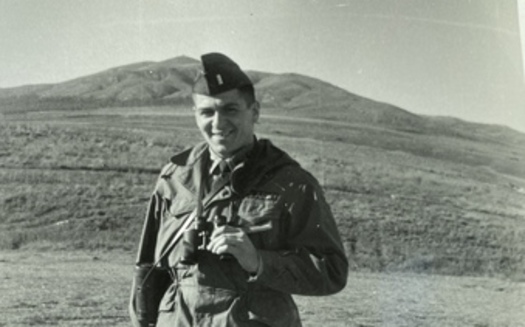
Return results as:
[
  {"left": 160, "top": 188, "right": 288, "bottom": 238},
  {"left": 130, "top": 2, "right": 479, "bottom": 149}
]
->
[{"left": 238, "top": 85, "right": 256, "bottom": 106}]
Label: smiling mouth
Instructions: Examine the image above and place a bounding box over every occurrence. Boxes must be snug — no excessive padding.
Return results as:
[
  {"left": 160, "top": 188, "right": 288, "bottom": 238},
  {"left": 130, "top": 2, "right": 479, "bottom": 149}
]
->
[{"left": 212, "top": 131, "right": 233, "bottom": 138}]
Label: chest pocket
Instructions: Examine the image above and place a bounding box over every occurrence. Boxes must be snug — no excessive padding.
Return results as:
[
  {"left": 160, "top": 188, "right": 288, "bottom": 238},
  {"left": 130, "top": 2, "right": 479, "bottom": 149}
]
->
[
  {"left": 168, "top": 198, "right": 195, "bottom": 219},
  {"left": 237, "top": 192, "right": 283, "bottom": 249}
]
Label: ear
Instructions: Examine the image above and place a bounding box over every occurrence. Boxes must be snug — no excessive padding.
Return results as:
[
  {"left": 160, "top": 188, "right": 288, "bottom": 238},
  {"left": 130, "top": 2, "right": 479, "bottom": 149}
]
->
[{"left": 252, "top": 101, "right": 260, "bottom": 123}]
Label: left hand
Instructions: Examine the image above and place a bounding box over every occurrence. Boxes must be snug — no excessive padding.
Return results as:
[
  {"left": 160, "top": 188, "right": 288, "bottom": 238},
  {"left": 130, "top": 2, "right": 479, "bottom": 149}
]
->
[{"left": 206, "top": 225, "right": 260, "bottom": 273}]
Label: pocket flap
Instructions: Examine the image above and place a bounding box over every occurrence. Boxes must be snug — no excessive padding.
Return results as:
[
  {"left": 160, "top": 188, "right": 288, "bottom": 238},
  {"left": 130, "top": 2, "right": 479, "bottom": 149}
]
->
[
  {"left": 238, "top": 193, "right": 281, "bottom": 226},
  {"left": 169, "top": 200, "right": 195, "bottom": 217}
]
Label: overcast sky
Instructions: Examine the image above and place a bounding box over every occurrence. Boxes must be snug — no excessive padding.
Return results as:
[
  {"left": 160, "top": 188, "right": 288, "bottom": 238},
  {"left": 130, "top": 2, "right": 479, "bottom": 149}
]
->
[{"left": 1, "top": 0, "right": 524, "bottom": 132}]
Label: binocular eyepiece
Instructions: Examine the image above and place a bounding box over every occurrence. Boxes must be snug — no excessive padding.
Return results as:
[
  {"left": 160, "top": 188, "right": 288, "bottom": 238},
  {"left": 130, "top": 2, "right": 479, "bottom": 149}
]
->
[
  {"left": 179, "top": 219, "right": 210, "bottom": 265},
  {"left": 179, "top": 215, "right": 231, "bottom": 265}
]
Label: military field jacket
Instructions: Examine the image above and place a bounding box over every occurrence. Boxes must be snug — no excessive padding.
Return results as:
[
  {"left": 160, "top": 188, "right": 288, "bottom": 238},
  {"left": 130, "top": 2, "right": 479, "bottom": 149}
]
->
[{"left": 130, "top": 139, "right": 348, "bottom": 327}]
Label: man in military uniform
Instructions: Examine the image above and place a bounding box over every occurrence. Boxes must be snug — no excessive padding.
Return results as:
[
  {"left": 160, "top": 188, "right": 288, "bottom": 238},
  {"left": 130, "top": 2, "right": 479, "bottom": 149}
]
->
[{"left": 130, "top": 53, "right": 348, "bottom": 327}]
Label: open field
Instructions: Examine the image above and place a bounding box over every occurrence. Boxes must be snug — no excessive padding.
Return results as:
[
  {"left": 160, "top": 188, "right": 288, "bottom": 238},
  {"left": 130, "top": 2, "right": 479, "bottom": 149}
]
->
[
  {"left": 1, "top": 107, "right": 525, "bottom": 326},
  {"left": 2, "top": 108, "right": 525, "bottom": 277},
  {"left": 0, "top": 250, "right": 524, "bottom": 327}
]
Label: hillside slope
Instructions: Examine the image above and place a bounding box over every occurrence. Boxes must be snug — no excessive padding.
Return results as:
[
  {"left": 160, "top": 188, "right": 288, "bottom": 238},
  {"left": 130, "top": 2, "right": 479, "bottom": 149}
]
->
[
  {"left": 1, "top": 58, "right": 525, "bottom": 278},
  {"left": 2, "top": 56, "right": 524, "bottom": 143},
  {"left": 1, "top": 118, "right": 524, "bottom": 278},
  {"left": 1, "top": 56, "right": 525, "bottom": 183}
]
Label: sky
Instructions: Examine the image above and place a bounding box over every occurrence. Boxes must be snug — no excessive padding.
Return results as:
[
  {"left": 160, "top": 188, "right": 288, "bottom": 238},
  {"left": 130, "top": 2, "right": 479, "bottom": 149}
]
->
[{"left": 1, "top": 0, "right": 524, "bottom": 132}]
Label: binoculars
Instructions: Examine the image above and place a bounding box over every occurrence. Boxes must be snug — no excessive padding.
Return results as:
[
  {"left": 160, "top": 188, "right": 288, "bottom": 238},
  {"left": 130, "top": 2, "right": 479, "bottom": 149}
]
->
[{"left": 179, "top": 215, "right": 232, "bottom": 265}]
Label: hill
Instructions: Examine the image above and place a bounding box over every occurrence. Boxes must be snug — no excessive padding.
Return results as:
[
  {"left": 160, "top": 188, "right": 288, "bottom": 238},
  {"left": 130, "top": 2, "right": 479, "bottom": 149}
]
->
[
  {"left": 1, "top": 56, "right": 525, "bottom": 278},
  {"left": 2, "top": 56, "right": 524, "bottom": 144},
  {"left": 2, "top": 55, "right": 524, "bottom": 180},
  {"left": 1, "top": 115, "right": 524, "bottom": 278}
]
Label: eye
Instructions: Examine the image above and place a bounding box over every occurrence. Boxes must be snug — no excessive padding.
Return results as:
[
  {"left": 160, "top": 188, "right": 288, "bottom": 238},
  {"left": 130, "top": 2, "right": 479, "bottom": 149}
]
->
[
  {"left": 198, "top": 108, "right": 215, "bottom": 117},
  {"left": 223, "top": 106, "right": 239, "bottom": 114}
]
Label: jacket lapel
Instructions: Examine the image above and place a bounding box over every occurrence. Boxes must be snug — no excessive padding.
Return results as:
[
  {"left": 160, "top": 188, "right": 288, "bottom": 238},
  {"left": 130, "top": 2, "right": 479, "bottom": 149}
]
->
[{"left": 171, "top": 143, "right": 208, "bottom": 202}]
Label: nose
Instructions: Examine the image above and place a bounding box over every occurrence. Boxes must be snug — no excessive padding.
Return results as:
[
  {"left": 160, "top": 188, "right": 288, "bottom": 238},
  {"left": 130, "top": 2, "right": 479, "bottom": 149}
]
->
[{"left": 211, "top": 111, "right": 227, "bottom": 129}]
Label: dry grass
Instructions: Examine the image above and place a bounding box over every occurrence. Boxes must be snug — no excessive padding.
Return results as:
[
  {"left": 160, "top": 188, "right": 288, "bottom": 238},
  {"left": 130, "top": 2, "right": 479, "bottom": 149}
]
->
[
  {"left": 0, "top": 251, "right": 132, "bottom": 327},
  {"left": 2, "top": 108, "right": 525, "bottom": 326},
  {"left": 0, "top": 251, "right": 524, "bottom": 327},
  {"left": 1, "top": 110, "right": 525, "bottom": 278}
]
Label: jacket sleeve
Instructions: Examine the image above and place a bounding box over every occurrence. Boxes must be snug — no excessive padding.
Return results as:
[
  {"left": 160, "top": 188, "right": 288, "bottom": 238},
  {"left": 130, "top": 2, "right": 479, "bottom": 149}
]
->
[
  {"left": 129, "top": 192, "right": 162, "bottom": 327},
  {"left": 254, "top": 171, "right": 349, "bottom": 295}
]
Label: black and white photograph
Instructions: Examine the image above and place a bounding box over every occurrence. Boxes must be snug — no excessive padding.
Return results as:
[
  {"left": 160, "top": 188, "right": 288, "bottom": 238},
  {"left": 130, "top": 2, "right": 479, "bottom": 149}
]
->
[{"left": 1, "top": 1, "right": 524, "bottom": 326}]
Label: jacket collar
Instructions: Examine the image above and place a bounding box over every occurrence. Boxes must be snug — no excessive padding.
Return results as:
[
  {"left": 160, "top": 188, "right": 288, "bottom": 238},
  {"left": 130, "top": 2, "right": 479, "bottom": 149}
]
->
[
  {"left": 208, "top": 141, "right": 254, "bottom": 175},
  {"left": 230, "top": 138, "right": 299, "bottom": 195},
  {"left": 168, "top": 137, "right": 299, "bottom": 198},
  {"left": 169, "top": 142, "right": 209, "bottom": 196}
]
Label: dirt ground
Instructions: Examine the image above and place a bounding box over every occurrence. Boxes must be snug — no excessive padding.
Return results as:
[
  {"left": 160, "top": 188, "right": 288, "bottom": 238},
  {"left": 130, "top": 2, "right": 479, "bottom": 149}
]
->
[{"left": 0, "top": 251, "right": 524, "bottom": 327}]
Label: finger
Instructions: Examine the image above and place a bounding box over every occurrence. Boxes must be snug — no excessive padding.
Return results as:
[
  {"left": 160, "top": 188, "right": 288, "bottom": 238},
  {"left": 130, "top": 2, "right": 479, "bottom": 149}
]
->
[
  {"left": 207, "top": 232, "right": 249, "bottom": 255},
  {"left": 206, "top": 235, "right": 226, "bottom": 253},
  {"left": 211, "top": 226, "right": 226, "bottom": 237},
  {"left": 210, "top": 226, "right": 243, "bottom": 241},
  {"left": 215, "top": 243, "right": 239, "bottom": 256},
  {"left": 207, "top": 234, "right": 236, "bottom": 253},
  {"left": 208, "top": 239, "right": 239, "bottom": 256}
]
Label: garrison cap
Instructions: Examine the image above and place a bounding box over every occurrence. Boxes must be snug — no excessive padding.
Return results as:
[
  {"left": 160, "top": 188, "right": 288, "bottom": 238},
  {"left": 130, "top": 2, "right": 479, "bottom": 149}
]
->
[{"left": 193, "top": 53, "right": 253, "bottom": 96}]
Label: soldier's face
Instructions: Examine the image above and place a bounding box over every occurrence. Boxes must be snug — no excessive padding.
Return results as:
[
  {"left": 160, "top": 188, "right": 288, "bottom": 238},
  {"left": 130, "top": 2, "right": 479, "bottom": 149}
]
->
[{"left": 192, "top": 89, "right": 259, "bottom": 158}]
